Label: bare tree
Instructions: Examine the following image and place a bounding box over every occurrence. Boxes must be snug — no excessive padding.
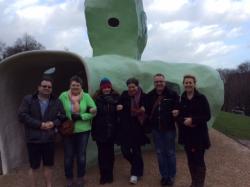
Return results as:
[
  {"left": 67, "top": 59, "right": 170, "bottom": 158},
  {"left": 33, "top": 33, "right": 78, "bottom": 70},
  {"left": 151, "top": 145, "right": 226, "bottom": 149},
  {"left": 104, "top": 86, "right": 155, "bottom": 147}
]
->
[
  {"left": 237, "top": 61, "right": 250, "bottom": 73},
  {"left": 0, "top": 41, "right": 6, "bottom": 61},
  {"left": 219, "top": 62, "right": 250, "bottom": 115},
  {"left": 2, "top": 33, "right": 45, "bottom": 59}
]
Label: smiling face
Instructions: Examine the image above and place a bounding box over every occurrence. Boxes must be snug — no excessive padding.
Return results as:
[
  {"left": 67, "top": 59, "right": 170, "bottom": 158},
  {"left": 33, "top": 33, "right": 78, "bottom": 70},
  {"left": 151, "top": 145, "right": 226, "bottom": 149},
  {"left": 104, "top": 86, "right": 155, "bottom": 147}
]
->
[
  {"left": 183, "top": 78, "right": 196, "bottom": 93},
  {"left": 128, "top": 83, "right": 138, "bottom": 96},
  {"left": 102, "top": 87, "right": 112, "bottom": 95},
  {"left": 154, "top": 75, "right": 166, "bottom": 93},
  {"left": 70, "top": 80, "right": 82, "bottom": 95}
]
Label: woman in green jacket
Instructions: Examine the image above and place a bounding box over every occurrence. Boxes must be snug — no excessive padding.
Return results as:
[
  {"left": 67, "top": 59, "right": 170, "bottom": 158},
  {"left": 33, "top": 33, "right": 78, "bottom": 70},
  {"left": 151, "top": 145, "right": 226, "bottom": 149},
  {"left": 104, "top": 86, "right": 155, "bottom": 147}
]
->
[{"left": 59, "top": 75, "right": 96, "bottom": 187}]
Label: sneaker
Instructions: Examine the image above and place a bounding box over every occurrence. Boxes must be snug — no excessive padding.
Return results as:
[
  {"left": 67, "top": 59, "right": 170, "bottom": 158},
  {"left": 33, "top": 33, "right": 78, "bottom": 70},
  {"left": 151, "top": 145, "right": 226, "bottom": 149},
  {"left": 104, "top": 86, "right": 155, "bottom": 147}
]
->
[{"left": 130, "top": 176, "right": 138, "bottom": 184}]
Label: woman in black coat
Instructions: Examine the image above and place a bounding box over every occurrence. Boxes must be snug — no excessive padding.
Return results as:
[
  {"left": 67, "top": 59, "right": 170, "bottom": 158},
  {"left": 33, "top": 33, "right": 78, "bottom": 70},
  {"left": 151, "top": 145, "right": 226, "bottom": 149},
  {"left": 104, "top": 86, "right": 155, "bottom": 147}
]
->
[
  {"left": 178, "top": 74, "right": 211, "bottom": 187},
  {"left": 91, "top": 78, "right": 119, "bottom": 185},
  {"left": 117, "top": 77, "right": 149, "bottom": 184}
]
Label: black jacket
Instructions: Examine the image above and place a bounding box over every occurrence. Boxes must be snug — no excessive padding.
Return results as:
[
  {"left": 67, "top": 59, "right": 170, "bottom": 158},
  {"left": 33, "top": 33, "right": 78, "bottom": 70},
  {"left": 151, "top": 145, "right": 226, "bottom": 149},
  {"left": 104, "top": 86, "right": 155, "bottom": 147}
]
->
[
  {"left": 18, "top": 93, "right": 66, "bottom": 143},
  {"left": 146, "top": 87, "right": 180, "bottom": 131},
  {"left": 116, "top": 91, "right": 149, "bottom": 146},
  {"left": 91, "top": 91, "right": 119, "bottom": 143},
  {"left": 177, "top": 90, "right": 211, "bottom": 149}
]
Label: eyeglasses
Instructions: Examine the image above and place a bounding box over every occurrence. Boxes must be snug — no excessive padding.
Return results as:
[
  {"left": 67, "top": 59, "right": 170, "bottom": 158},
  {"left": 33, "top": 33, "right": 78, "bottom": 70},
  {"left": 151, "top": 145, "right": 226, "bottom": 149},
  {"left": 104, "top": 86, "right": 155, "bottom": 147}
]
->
[
  {"left": 41, "top": 85, "right": 52, "bottom": 89},
  {"left": 154, "top": 81, "right": 165, "bottom": 83}
]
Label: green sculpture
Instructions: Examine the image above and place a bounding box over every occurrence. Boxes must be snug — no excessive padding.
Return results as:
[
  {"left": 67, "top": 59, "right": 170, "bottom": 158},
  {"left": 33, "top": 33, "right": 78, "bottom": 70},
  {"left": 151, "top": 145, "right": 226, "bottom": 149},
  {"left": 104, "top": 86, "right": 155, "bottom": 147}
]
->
[
  {"left": 0, "top": 0, "right": 223, "bottom": 174},
  {"left": 85, "top": 0, "right": 147, "bottom": 59},
  {"left": 83, "top": 0, "right": 223, "bottom": 126}
]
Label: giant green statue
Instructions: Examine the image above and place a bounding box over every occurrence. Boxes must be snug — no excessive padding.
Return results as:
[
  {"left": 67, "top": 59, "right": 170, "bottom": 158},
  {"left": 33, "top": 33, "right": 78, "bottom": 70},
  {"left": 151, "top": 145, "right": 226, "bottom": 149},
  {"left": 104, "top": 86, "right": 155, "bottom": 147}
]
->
[{"left": 0, "top": 0, "right": 224, "bottom": 174}]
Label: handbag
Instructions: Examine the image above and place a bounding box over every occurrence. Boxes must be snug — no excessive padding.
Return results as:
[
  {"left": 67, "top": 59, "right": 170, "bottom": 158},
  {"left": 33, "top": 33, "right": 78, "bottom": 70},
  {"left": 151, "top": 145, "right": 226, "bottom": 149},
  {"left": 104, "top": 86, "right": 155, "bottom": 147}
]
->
[{"left": 59, "top": 120, "right": 74, "bottom": 136}]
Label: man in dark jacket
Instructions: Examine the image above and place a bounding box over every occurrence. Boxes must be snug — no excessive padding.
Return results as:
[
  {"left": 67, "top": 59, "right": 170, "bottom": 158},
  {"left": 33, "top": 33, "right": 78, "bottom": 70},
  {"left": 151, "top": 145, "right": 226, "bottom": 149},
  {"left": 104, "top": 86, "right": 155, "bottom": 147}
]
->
[
  {"left": 18, "top": 77, "right": 65, "bottom": 187},
  {"left": 146, "top": 73, "right": 179, "bottom": 186}
]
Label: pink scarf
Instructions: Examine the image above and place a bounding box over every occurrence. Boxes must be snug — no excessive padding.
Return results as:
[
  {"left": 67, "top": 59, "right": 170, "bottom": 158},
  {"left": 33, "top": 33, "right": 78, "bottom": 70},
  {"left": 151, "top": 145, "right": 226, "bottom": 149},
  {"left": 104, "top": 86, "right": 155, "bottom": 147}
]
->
[{"left": 68, "top": 90, "right": 83, "bottom": 113}]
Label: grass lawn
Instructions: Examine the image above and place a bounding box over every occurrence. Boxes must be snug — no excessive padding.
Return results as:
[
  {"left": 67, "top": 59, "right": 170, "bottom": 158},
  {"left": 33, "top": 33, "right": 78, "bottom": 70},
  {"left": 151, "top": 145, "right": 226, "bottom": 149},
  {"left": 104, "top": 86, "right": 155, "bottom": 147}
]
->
[{"left": 213, "top": 111, "right": 250, "bottom": 140}]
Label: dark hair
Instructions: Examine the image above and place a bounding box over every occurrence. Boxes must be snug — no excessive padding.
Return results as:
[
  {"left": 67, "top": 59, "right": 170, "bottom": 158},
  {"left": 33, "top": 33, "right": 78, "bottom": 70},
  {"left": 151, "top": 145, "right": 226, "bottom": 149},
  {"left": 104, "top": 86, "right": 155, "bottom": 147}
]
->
[
  {"left": 183, "top": 74, "right": 197, "bottom": 84},
  {"left": 153, "top": 73, "right": 165, "bottom": 78},
  {"left": 70, "top": 75, "right": 83, "bottom": 86},
  {"left": 93, "top": 88, "right": 119, "bottom": 100},
  {"left": 126, "top": 77, "right": 139, "bottom": 86},
  {"left": 39, "top": 76, "right": 53, "bottom": 85}
]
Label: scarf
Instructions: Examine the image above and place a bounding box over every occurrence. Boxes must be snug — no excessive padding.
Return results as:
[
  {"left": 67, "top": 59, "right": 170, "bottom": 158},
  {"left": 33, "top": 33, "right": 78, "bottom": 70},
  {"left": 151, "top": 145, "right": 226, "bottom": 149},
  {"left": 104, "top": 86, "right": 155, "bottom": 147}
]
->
[
  {"left": 68, "top": 90, "right": 83, "bottom": 114},
  {"left": 130, "top": 87, "right": 145, "bottom": 125}
]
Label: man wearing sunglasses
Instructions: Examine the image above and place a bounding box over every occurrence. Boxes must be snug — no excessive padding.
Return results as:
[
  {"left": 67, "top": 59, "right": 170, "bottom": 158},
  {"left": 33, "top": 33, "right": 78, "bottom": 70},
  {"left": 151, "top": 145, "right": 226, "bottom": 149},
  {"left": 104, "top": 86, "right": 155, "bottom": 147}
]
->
[{"left": 18, "top": 77, "right": 65, "bottom": 187}]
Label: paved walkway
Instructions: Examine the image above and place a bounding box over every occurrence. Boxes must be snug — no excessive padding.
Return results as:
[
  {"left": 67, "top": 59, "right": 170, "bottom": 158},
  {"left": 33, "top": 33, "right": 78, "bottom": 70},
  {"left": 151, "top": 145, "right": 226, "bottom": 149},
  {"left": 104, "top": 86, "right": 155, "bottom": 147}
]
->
[{"left": 0, "top": 129, "right": 250, "bottom": 187}]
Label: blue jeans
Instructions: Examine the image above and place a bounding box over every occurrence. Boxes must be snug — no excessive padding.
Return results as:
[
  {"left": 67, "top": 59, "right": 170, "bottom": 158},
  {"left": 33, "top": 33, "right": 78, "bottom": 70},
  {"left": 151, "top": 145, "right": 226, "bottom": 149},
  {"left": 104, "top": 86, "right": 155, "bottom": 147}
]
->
[
  {"left": 152, "top": 129, "right": 176, "bottom": 180},
  {"left": 63, "top": 131, "right": 90, "bottom": 179}
]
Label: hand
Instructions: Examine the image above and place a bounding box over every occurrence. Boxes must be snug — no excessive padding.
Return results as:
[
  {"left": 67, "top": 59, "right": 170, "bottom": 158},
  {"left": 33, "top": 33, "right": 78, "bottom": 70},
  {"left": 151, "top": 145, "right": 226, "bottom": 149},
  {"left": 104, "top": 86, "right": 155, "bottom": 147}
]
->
[
  {"left": 89, "top": 108, "right": 97, "bottom": 115},
  {"left": 41, "top": 122, "right": 54, "bottom": 130},
  {"left": 71, "top": 113, "right": 81, "bottom": 121},
  {"left": 45, "top": 121, "right": 54, "bottom": 129},
  {"left": 40, "top": 122, "right": 47, "bottom": 130},
  {"left": 172, "top": 110, "right": 179, "bottom": 117},
  {"left": 117, "top": 105, "right": 123, "bottom": 111},
  {"left": 184, "top": 117, "right": 195, "bottom": 128},
  {"left": 137, "top": 106, "right": 145, "bottom": 115},
  {"left": 140, "top": 106, "right": 145, "bottom": 113}
]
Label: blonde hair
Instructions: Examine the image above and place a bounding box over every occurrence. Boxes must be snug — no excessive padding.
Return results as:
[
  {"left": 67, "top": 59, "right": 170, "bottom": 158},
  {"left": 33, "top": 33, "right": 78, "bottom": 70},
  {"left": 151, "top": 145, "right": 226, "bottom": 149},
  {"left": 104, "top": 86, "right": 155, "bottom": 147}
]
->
[{"left": 183, "top": 74, "right": 197, "bottom": 84}]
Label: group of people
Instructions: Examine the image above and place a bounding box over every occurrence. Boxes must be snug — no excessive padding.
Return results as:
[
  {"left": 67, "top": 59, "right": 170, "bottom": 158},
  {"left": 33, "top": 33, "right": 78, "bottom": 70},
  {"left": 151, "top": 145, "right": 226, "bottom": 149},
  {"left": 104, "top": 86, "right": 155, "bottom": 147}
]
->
[{"left": 18, "top": 73, "right": 211, "bottom": 187}]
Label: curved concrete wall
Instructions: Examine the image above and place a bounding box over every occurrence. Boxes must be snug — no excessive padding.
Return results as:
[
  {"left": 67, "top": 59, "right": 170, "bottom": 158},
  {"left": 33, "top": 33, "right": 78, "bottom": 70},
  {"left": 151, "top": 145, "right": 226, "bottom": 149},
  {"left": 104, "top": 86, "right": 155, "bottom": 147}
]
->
[{"left": 0, "top": 50, "right": 90, "bottom": 174}]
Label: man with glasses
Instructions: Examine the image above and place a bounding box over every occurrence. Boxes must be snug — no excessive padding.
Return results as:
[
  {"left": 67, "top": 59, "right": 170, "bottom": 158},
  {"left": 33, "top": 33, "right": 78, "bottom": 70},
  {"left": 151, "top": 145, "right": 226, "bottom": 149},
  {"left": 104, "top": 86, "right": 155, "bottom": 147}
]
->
[
  {"left": 146, "top": 73, "right": 179, "bottom": 186},
  {"left": 18, "top": 77, "right": 65, "bottom": 187}
]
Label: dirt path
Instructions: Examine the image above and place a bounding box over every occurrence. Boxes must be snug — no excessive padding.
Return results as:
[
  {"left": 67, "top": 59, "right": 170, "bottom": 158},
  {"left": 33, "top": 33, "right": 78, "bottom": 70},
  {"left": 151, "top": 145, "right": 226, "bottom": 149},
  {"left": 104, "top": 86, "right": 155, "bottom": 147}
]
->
[{"left": 0, "top": 129, "right": 250, "bottom": 187}]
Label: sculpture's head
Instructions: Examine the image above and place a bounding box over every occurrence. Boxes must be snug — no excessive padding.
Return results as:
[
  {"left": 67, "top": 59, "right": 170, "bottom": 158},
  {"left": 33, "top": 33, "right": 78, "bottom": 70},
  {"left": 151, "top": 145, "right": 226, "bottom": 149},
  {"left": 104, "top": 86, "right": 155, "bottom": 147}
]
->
[{"left": 85, "top": 0, "right": 147, "bottom": 59}]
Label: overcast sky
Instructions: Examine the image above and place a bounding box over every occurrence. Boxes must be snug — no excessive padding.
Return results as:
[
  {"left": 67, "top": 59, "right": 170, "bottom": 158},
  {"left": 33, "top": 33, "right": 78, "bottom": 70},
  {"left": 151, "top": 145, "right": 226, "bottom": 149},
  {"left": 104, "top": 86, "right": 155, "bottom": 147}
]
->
[{"left": 0, "top": 0, "right": 250, "bottom": 69}]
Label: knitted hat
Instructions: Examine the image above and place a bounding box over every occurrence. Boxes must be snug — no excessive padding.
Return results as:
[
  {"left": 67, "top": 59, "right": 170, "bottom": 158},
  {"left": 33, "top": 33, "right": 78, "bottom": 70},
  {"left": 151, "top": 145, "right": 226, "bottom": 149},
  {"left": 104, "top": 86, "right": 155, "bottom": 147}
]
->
[{"left": 100, "top": 77, "right": 112, "bottom": 89}]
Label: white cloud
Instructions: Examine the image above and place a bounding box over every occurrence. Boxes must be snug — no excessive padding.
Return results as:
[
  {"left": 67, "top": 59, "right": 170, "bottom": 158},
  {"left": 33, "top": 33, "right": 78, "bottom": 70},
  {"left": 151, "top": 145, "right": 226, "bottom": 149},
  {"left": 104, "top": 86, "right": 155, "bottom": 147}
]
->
[
  {"left": 202, "top": 0, "right": 250, "bottom": 23},
  {"left": 0, "top": 0, "right": 249, "bottom": 68},
  {"left": 159, "top": 20, "right": 191, "bottom": 33},
  {"left": 194, "top": 41, "right": 237, "bottom": 57},
  {"left": 148, "top": 0, "right": 188, "bottom": 12},
  {"left": 226, "top": 27, "right": 243, "bottom": 38},
  {"left": 16, "top": 5, "right": 55, "bottom": 24},
  {"left": 12, "top": 0, "right": 39, "bottom": 9},
  {"left": 191, "top": 25, "right": 225, "bottom": 40}
]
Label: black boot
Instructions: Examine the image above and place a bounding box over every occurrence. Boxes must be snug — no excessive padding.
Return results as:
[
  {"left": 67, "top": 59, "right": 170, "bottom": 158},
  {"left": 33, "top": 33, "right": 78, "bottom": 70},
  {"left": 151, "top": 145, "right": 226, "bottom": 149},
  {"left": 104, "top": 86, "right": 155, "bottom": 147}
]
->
[
  {"left": 194, "top": 166, "right": 206, "bottom": 187},
  {"left": 188, "top": 164, "right": 196, "bottom": 187}
]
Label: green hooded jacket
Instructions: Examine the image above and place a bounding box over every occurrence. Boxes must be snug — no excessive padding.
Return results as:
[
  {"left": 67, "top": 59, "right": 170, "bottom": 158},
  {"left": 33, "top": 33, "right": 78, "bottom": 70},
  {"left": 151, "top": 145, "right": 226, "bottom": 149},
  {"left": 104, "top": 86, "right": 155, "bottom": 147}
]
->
[{"left": 59, "top": 91, "right": 96, "bottom": 133}]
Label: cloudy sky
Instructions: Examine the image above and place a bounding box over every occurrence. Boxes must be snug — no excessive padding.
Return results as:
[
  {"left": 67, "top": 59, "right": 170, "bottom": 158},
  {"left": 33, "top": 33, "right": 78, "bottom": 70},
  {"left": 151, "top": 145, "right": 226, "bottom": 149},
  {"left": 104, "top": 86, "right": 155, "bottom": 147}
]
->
[{"left": 0, "top": 0, "right": 250, "bottom": 69}]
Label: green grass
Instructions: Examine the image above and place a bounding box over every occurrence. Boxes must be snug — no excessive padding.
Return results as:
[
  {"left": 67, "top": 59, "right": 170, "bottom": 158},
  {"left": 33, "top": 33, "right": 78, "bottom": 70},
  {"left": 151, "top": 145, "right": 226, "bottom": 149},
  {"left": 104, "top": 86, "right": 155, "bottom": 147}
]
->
[{"left": 213, "top": 111, "right": 250, "bottom": 140}]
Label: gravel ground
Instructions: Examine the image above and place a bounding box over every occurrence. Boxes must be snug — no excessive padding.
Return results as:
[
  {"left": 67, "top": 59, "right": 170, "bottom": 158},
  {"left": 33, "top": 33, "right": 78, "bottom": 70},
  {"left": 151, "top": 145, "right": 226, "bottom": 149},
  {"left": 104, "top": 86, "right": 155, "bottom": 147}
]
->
[{"left": 0, "top": 129, "right": 250, "bottom": 187}]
